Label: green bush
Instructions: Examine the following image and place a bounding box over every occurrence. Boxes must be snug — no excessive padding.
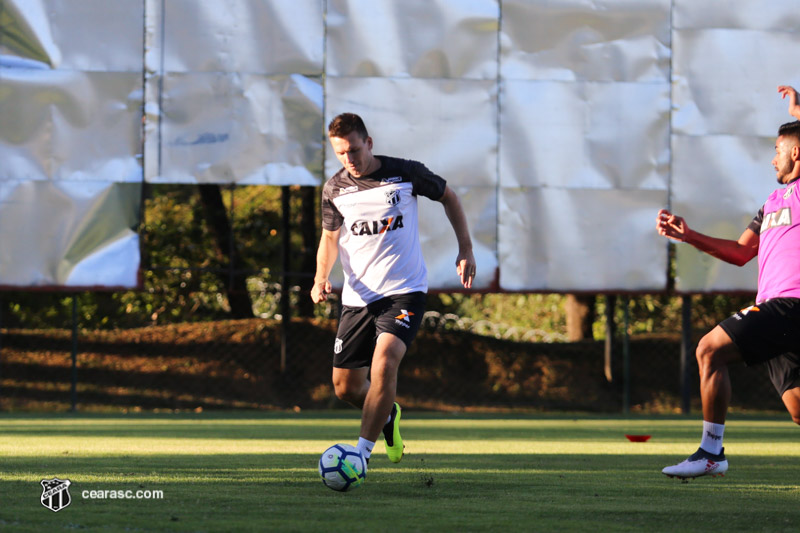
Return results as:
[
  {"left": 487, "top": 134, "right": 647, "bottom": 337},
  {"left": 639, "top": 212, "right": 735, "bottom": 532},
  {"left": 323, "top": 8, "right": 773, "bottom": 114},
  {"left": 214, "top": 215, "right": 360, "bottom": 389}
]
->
[{"left": 0, "top": 184, "right": 758, "bottom": 336}]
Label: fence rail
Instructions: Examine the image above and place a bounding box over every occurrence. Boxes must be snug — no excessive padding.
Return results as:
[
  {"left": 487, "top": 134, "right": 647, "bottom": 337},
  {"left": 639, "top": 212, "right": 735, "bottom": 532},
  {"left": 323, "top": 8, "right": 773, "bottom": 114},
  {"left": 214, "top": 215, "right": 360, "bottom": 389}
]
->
[{"left": 0, "top": 291, "right": 782, "bottom": 414}]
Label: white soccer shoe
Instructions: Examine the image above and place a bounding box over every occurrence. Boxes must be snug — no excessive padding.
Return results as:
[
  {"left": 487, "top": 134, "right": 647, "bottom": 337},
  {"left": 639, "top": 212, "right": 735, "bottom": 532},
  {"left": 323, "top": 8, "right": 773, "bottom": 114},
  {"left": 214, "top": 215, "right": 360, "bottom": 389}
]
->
[{"left": 662, "top": 447, "right": 728, "bottom": 480}]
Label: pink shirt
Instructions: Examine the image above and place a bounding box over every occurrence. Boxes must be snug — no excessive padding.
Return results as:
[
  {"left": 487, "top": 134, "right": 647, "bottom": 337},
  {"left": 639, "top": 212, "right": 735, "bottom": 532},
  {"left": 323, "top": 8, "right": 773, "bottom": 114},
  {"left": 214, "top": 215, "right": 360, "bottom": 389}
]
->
[{"left": 752, "top": 179, "right": 800, "bottom": 303}]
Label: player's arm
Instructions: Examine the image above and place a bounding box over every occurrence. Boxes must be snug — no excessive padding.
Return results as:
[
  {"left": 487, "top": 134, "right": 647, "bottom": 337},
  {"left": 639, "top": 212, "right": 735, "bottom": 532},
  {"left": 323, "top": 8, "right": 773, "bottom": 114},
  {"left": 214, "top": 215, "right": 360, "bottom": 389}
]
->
[
  {"left": 311, "top": 228, "right": 341, "bottom": 303},
  {"left": 778, "top": 85, "right": 800, "bottom": 121},
  {"left": 438, "top": 186, "right": 476, "bottom": 288},
  {"left": 656, "top": 208, "right": 758, "bottom": 266}
]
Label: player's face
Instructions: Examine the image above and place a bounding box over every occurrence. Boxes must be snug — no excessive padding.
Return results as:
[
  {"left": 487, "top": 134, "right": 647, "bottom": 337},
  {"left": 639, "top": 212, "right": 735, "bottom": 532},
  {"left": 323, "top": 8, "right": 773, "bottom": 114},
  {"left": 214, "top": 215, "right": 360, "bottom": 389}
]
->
[
  {"left": 330, "top": 131, "right": 375, "bottom": 178},
  {"left": 773, "top": 135, "right": 798, "bottom": 184}
]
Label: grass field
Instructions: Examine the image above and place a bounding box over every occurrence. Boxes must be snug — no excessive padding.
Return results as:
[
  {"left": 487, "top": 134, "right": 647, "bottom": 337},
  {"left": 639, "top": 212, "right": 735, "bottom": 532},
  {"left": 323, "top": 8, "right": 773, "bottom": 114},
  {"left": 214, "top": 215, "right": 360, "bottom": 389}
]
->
[{"left": 1, "top": 411, "right": 798, "bottom": 532}]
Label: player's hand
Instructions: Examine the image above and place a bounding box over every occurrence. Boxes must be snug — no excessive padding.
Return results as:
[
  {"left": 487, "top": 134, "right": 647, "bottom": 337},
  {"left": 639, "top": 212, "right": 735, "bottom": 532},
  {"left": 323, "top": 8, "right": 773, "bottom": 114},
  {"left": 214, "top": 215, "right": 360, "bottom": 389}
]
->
[
  {"left": 778, "top": 85, "right": 800, "bottom": 121},
  {"left": 656, "top": 209, "right": 689, "bottom": 243},
  {"left": 311, "top": 279, "right": 332, "bottom": 303},
  {"left": 455, "top": 252, "right": 477, "bottom": 289}
]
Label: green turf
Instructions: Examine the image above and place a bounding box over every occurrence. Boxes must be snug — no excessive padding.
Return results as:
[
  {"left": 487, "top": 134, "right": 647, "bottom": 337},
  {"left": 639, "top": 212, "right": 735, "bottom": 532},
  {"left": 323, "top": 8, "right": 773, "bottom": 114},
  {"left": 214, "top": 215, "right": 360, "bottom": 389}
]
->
[{"left": 1, "top": 411, "right": 798, "bottom": 532}]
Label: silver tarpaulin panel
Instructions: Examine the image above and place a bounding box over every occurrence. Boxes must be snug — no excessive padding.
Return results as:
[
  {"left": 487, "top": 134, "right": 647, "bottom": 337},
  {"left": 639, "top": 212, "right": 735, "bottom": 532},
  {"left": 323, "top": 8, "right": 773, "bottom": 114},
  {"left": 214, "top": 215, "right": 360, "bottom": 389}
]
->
[
  {"left": 499, "top": 0, "right": 671, "bottom": 291},
  {"left": 502, "top": 0, "right": 671, "bottom": 82},
  {"left": 326, "top": 0, "right": 499, "bottom": 80},
  {"left": 0, "top": 69, "right": 142, "bottom": 183},
  {"left": 143, "top": 0, "right": 324, "bottom": 186},
  {"left": 500, "top": 80, "right": 670, "bottom": 190},
  {"left": 0, "top": 0, "right": 144, "bottom": 71},
  {"left": 498, "top": 187, "right": 665, "bottom": 291},
  {"left": 0, "top": 0, "right": 143, "bottom": 288},
  {"left": 151, "top": 72, "right": 323, "bottom": 185},
  {"left": 0, "top": 181, "right": 140, "bottom": 287},
  {"left": 4, "top": 0, "right": 800, "bottom": 292},
  {"left": 671, "top": 0, "right": 800, "bottom": 292}
]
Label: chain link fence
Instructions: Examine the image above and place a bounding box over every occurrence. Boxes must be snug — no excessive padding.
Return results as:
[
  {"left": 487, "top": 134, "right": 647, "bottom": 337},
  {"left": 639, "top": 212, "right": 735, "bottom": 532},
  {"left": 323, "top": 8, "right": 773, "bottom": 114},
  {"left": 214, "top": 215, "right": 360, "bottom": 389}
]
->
[
  {"left": 0, "top": 185, "right": 784, "bottom": 414},
  {"left": 0, "top": 291, "right": 784, "bottom": 414}
]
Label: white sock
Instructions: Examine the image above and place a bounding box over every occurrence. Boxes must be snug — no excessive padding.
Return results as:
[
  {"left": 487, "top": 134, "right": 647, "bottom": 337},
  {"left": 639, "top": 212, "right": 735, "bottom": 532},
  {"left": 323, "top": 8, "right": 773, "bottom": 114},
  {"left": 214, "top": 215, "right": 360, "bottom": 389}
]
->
[
  {"left": 356, "top": 437, "right": 375, "bottom": 460},
  {"left": 700, "top": 420, "right": 725, "bottom": 455}
]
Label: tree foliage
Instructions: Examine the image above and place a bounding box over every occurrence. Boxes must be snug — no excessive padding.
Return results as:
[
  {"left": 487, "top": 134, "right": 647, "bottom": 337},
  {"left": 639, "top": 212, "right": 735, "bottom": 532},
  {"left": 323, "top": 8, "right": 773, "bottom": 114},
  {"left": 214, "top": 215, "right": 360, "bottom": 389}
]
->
[{"left": 0, "top": 185, "right": 756, "bottom": 336}]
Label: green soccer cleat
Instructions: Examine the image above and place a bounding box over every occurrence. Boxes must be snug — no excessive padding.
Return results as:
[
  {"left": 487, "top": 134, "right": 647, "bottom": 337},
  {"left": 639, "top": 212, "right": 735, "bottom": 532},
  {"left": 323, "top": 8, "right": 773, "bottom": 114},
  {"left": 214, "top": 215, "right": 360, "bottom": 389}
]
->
[{"left": 383, "top": 402, "right": 405, "bottom": 463}]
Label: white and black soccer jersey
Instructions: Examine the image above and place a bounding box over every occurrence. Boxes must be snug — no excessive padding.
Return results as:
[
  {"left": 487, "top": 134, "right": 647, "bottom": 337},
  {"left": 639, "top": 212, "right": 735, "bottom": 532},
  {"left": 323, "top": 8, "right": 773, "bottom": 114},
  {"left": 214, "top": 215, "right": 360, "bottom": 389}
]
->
[{"left": 322, "top": 155, "right": 446, "bottom": 307}]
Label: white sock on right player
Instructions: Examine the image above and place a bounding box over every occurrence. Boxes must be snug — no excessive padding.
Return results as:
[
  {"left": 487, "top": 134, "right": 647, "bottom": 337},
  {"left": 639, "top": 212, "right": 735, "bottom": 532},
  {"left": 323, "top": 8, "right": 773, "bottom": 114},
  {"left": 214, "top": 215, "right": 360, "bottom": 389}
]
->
[{"left": 700, "top": 420, "right": 725, "bottom": 455}]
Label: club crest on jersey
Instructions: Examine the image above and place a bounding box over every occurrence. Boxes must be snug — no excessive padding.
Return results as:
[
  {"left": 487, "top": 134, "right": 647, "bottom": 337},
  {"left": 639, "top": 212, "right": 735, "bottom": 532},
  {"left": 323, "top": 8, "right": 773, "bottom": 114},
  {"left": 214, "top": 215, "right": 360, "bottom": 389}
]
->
[
  {"left": 760, "top": 207, "right": 792, "bottom": 233},
  {"left": 385, "top": 189, "right": 401, "bottom": 206},
  {"left": 350, "top": 216, "right": 404, "bottom": 236},
  {"left": 784, "top": 184, "right": 795, "bottom": 199}
]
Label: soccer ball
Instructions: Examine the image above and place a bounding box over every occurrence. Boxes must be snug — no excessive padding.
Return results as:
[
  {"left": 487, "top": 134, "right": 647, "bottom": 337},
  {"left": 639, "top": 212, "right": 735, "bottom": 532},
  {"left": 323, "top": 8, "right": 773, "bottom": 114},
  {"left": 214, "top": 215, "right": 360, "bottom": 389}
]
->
[{"left": 318, "top": 443, "right": 366, "bottom": 492}]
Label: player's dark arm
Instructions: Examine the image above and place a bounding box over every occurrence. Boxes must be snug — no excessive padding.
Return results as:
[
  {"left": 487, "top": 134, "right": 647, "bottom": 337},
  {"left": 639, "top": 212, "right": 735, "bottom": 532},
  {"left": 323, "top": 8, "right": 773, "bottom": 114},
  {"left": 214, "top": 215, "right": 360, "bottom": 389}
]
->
[
  {"left": 438, "top": 186, "right": 476, "bottom": 288},
  {"left": 311, "top": 228, "right": 341, "bottom": 303},
  {"left": 656, "top": 208, "right": 759, "bottom": 266}
]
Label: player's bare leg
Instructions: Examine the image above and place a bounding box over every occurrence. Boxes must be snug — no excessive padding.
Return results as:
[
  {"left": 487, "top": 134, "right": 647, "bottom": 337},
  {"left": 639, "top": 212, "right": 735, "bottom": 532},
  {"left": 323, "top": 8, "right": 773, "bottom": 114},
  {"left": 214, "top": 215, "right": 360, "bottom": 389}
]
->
[
  {"left": 663, "top": 326, "right": 740, "bottom": 480},
  {"left": 781, "top": 387, "right": 800, "bottom": 425},
  {"left": 696, "top": 326, "right": 742, "bottom": 424},
  {"left": 360, "top": 333, "right": 406, "bottom": 444},
  {"left": 332, "top": 367, "right": 370, "bottom": 408},
  {"left": 332, "top": 336, "right": 406, "bottom": 465}
]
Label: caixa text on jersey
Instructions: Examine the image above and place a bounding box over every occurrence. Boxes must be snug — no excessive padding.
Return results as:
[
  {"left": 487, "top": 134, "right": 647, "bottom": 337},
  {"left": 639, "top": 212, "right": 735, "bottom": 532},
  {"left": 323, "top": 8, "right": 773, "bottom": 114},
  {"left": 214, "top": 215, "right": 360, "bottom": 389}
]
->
[{"left": 350, "top": 216, "right": 405, "bottom": 236}]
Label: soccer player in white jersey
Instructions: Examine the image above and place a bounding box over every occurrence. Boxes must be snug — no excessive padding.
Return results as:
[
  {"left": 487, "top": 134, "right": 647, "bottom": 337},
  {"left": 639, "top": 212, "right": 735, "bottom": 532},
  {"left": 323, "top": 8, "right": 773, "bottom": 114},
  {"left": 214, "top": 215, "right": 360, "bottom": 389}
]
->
[
  {"left": 311, "top": 113, "right": 476, "bottom": 471},
  {"left": 655, "top": 86, "right": 800, "bottom": 480}
]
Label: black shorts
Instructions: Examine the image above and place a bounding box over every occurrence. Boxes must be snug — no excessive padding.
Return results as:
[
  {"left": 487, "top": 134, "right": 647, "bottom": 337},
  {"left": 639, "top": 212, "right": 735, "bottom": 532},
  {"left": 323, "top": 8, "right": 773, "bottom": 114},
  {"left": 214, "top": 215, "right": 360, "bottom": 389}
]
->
[
  {"left": 719, "top": 298, "right": 800, "bottom": 396},
  {"left": 332, "top": 292, "right": 427, "bottom": 369}
]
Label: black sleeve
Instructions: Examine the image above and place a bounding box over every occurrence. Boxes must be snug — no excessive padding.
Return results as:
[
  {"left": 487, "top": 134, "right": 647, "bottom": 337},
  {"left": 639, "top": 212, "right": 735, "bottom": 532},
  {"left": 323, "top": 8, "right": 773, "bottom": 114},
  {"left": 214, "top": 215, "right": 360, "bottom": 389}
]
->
[
  {"left": 321, "top": 181, "right": 343, "bottom": 231},
  {"left": 747, "top": 206, "right": 764, "bottom": 235},
  {"left": 406, "top": 160, "right": 447, "bottom": 200}
]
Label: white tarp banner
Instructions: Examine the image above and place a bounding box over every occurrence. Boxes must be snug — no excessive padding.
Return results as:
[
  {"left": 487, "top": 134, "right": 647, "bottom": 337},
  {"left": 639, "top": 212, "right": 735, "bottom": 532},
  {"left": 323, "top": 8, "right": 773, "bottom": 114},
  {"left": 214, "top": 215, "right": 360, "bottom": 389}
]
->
[
  {"left": 1, "top": 0, "right": 798, "bottom": 292},
  {"left": 0, "top": 0, "right": 143, "bottom": 288},
  {"left": 671, "top": 0, "right": 800, "bottom": 292},
  {"left": 143, "top": 0, "right": 325, "bottom": 186},
  {"left": 0, "top": 180, "right": 140, "bottom": 287}
]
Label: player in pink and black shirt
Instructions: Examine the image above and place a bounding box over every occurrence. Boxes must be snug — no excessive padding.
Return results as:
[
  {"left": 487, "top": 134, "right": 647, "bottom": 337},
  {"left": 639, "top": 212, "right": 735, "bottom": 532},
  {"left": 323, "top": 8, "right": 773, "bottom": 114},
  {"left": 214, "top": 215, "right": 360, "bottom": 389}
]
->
[
  {"left": 311, "top": 113, "right": 476, "bottom": 475},
  {"left": 655, "top": 87, "right": 800, "bottom": 480}
]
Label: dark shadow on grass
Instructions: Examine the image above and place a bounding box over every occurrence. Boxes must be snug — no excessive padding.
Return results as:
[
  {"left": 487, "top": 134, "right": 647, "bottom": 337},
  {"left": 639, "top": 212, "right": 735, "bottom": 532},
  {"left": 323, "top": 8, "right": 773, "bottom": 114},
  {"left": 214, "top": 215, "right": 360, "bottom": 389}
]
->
[{"left": 0, "top": 416, "right": 795, "bottom": 443}]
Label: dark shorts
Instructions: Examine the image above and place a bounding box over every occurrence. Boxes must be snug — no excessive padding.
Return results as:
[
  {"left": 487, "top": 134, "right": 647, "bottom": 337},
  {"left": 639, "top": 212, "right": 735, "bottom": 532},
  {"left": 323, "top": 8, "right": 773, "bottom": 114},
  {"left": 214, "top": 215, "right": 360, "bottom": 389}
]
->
[
  {"left": 332, "top": 292, "right": 427, "bottom": 369},
  {"left": 719, "top": 298, "right": 800, "bottom": 396}
]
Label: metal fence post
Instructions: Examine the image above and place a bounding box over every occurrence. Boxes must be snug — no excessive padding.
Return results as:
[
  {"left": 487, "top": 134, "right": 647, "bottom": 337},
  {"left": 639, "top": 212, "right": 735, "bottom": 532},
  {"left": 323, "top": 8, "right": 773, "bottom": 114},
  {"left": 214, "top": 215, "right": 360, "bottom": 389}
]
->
[
  {"left": 71, "top": 295, "right": 78, "bottom": 412},
  {"left": 604, "top": 295, "right": 616, "bottom": 383},
  {"left": 680, "top": 294, "right": 692, "bottom": 414},
  {"left": 622, "top": 296, "right": 630, "bottom": 414},
  {"left": 280, "top": 186, "right": 291, "bottom": 374},
  {"left": 0, "top": 298, "right": 3, "bottom": 408}
]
